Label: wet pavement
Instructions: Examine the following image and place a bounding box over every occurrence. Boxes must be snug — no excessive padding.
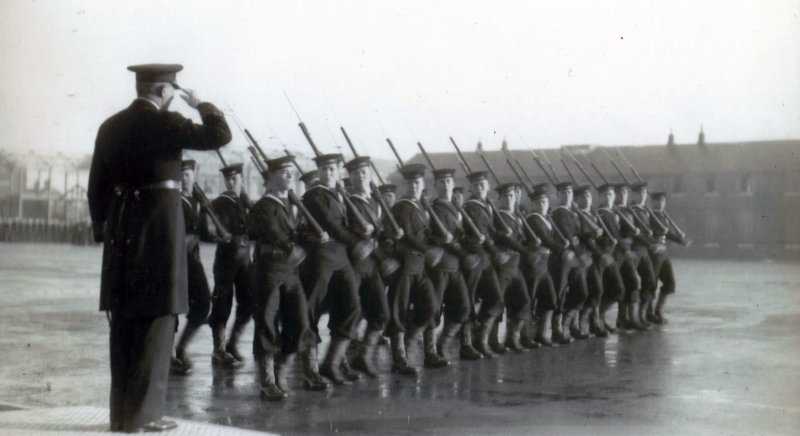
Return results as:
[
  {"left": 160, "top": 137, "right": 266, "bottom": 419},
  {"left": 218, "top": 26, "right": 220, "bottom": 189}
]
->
[{"left": 0, "top": 242, "right": 799, "bottom": 435}]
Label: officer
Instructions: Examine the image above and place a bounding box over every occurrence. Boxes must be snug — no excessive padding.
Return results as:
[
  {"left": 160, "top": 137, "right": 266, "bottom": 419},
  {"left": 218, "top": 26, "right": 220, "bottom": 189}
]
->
[
  {"left": 461, "top": 171, "right": 507, "bottom": 357},
  {"left": 249, "top": 156, "right": 326, "bottom": 400},
  {"left": 388, "top": 164, "right": 440, "bottom": 374},
  {"left": 300, "top": 153, "right": 365, "bottom": 385},
  {"left": 526, "top": 184, "right": 573, "bottom": 345},
  {"left": 208, "top": 163, "right": 253, "bottom": 365},
  {"left": 88, "top": 63, "right": 231, "bottom": 432},
  {"left": 342, "top": 156, "right": 401, "bottom": 377},
  {"left": 428, "top": 168, "right": 481, "bottom": 363},
  {"left": 492, "top": 182, "right": 533, "bottom": 352},
  {"left": 648, "top": 192, "right": 690, "bottom": 323},
  {"left": 170, "top": 160, "right": 229, "bottom": 374}
]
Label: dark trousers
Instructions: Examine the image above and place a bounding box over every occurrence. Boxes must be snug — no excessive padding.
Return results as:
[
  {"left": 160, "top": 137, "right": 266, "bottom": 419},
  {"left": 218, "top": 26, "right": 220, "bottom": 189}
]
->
[
  {"left": 186, "top": 248, "right": 211, "bottom": 326},
  {"left": 496, "top": 255, "right": 531, "bottom": 321},
  {"left": 615, "top": 251, "right": 642, "bottom": 303},
  {"left": 431, "top": 269, "right": 471, "bottom": 326},
  {"left": 251, "top": 260, "right": 316, "bottom": 355},
  {"left": 563, "top": 264, "right": 589, "bottom": 312},
  {"left": 387, "top": 272, "right": 437, "bottom": 334},
  {"left": 208, "top": 246, "right": 252, "bottom": 329},
  {"left": 600, "top": 262, "right": 626, "bottom": 304},
  {"left": 584, "top": 263, "right": 604, "bottom": 307},
  {"left": 634, "top": 247, "right": 658, "bottom": 301},
  {"left": 548, "top": 252, "right": 577, "bottom": 311},
  {"left": 522, "top": 251, "right": 555, "bottom": 313},
  {"left": 302, "top": 262, "right": 362, "bottom": 340},
  {"left": 653, "top": 253, "right": 676, "bottom": 295},
  {"left": 464, "top": 260, "right": 504, "bottom": 322},
  {"left": 356, "top": 266, "right": 390, "bottom": 332},
  {"left": 110, "top": 314, "right": 175, "bottom": 432}
]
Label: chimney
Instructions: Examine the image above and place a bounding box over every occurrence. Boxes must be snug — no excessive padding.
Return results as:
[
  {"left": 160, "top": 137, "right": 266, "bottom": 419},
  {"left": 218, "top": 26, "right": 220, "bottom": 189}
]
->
[
  {"left": 698, "top": 125, "right": 706, "bottom": 147},
  {"left": 667, "top": 129, "right": 675, "bottom": 147}
]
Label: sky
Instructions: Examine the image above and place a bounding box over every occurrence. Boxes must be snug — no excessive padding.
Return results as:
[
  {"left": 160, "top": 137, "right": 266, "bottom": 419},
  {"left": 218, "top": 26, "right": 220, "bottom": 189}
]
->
[{"left": 1, "top": 0, "right": 799, "bottom": 169}]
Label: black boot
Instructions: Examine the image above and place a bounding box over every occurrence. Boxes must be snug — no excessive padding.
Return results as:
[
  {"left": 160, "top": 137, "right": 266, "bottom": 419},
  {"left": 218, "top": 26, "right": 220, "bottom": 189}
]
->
[
  {"left": 339, "top": 354, "right": 363, "bottom": 382},
  {"left": 390, "top": 332, "right": 419, "bottom": 375},
  {"left": 475, "top": 318, "right": 498, "bottom": 358},
  {"left": 352, "top": 329, "right": 382, "bottom": 377},
  {"left": 653, "top": 292, "right": 669, "bottom": 324},
  {"left": 175, "top": 322, "right": 200, "bottom": 371},
  {"left": 302, "top": 346, "right": 329, "bottom": 391},
  {"left": 520, "top": 317, "right": 541, "bottom": 349},
  {"left": 534, "top": 311, "right": 554, "bottom": 346},
  {"left": 256, "top": 354, "right": 287, "bottom": 401},
  {"left": 423, "top": 328, "right": 450, "bottom": 368},
  {"left": 489, "top": 319, "right": 507, "bottom": 354},
  {"left": 225, "top": 320, "right": 247, "bottom": 362},
  {"left": 589, "top": 306, "right": 609, "bottom": 337},
  {"left": 211, "top": 325, "right": 241, "bottom": 368},
  {"left": 505, "top": 319, "right": 527, "bottom": 353},
  {"left": 320, "top": 335, "right": 352, "bottom": 385},
  {"left": 437, "top": 320, "right": 462, "bottom": 359},
  {"left": 459, "top": 323, "right": 483, "bottom": 360}
]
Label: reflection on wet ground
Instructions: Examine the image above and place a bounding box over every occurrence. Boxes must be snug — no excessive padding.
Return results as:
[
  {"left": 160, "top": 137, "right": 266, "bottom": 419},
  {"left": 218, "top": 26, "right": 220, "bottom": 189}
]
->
[{"left": 1, "top": 243, "right": 799, "bottom": 435}]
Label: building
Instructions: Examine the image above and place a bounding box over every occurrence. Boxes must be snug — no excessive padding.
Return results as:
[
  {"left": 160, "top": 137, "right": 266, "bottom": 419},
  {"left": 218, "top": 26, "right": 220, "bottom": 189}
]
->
[{"left": 398, "top": 132, "right": 800, "bottom": 259}]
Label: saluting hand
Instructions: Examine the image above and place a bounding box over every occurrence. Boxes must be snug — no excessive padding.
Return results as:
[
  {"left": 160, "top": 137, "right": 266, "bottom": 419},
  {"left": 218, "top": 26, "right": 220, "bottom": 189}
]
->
[{"left": 179, "top": 88, "right": 202, "bottom": 109}]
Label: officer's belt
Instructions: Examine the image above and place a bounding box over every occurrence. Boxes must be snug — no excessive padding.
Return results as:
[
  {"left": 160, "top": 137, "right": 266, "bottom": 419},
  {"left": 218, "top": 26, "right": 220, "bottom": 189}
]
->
[{"left": 114, "top": 180, "right": 180, "bottom": 195}]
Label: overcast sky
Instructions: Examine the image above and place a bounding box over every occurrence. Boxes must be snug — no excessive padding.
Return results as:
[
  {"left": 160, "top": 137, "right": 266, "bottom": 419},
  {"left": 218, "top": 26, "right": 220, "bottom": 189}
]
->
[{"left": 1, "top": 0, "right": 798, "bottom": 165}]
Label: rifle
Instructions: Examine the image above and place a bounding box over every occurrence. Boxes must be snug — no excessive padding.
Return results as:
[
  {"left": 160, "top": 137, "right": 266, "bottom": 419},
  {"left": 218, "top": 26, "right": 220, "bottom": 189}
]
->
[
  {"left": 475, "top": 147, "right": 540, "bottom": 244},
  {"left": 247, "top": 149, "right": 323, "bottom": 266},
  {"left": 384, "top": 137, "right": 449, "bottom": 267},
  {"left": 339, "top": 126, "right": 403, "bottom": 238},
  {"left": 529, "top": 148, "right": 559, "bottom": 185},
  {"left": 560, "top": 159, "right": 604, "bottom": 238},
  {"left": 191, "top": 182, "right": 232, "bottom": 243},
  {"left": 417, "top": 141, "right": 488, "bottom": 250},
  {"left": 615, "top": 147, "right": 670, "bottom": 236},
  {"left": 283, "top": 92, "right": 376, "bottom": 250},
  {"left": 601, "top": 148, "right": 658, "bottom": 237}
]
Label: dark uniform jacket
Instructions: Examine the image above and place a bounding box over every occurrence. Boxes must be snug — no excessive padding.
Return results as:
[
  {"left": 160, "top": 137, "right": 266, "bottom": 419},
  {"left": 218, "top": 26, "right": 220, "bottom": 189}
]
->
[
  {"left": 392, "top": 198, "right": 430, "bottom": 275},
  {"left": 347, "top": 193, "right": 382, "bottom": 275},
  {"left": 88, "top": 99, "right": 231, "bottom": 318},
  {"left": 211, "top": 191, "right": 251, "bottom": 251},
  {"left": 302, "top": 185, "right": 362, "bottom": 270},
  {"left": 248, "top": 194, "right": 299, "bottom": 266},
  {"left": 431, "top": 198, "right": 468, "bottom": 272},
  {"left": 526, "top": 212, "right": 567, "bottom": 255},
  {"left": 494, "top": 209, "right": 530, "bottom": 268},
  {"left": 651, "top": 210, "right": 683, "bottom": 244}
]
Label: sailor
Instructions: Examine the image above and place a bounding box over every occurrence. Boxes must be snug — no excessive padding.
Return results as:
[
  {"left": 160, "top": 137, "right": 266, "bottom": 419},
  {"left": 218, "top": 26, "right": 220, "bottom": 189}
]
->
[
  {"left": 461, "top": 171, "right": 508, "bottom": 357},
  {"left": 428, "top": 168, "right": 482, "bottom": 362},
  {"left": 249, "top": 156, "right": 325, "bottom": 400},
  {"left": 388, "top": 164, "right": 440, "bottom": 374},
  {"left": 171, "top": 160, "right": 229, "bottom": 374},
  {"left": 299, "top": 153, "right": 365, "bottom": 385},
  {"left": 208, "top": 162, "right": 254, "bottom": 365}
]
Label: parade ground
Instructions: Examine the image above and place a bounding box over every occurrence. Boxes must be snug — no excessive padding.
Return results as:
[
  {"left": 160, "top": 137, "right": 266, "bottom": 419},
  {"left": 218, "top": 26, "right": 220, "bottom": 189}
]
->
[{"left": 0, "top": 243, "right": 798, "bottom": 435}]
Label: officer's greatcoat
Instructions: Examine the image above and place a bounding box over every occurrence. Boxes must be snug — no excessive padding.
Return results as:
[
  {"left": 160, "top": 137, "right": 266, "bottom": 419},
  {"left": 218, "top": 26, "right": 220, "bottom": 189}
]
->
[{"left": 88, "top": 99, "right": 231, "bottom": 318}]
